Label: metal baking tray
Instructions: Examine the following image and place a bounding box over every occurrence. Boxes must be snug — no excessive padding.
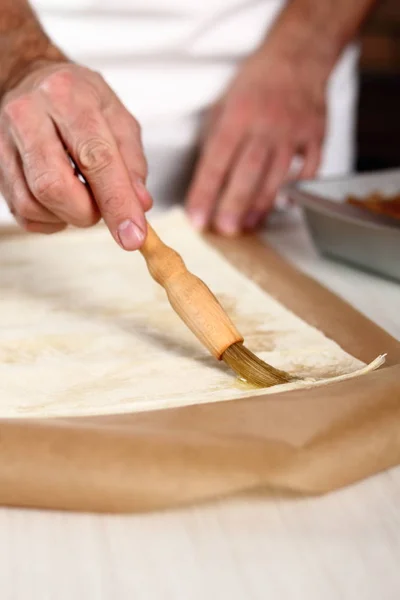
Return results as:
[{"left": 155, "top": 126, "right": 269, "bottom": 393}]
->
[{"left": 286, "top": 168, "right": 400, "bottom": 282}]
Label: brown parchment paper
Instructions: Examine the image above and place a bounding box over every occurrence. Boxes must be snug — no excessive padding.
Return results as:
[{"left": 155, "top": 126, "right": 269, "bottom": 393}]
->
[{"left": 0, "top": 231, "right": 399, "bottom": 513}]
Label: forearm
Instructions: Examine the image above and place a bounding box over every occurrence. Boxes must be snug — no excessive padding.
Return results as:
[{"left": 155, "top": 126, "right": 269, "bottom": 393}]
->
[
  {"left": 0, "top": 0, "right": 65, "bottom": 98},
  {"left": 261, "top": 0, "right": 378, "bottom": 79}
]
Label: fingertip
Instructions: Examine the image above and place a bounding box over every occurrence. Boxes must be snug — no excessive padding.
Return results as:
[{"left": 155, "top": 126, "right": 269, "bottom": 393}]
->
[
  {"left": 187, "top": 208, "right": 208, "bottom": 232},
  {"left": 116, "top": 219, "right": 146, "bottom": 251},
  {"left": 214, "top": 214, "right": 240, "bottom": 237}
]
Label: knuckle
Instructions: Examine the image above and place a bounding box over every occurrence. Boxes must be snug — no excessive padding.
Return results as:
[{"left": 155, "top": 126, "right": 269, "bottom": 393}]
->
[
  {"left": 101, "top": 193, "right": 124, "bottom": 215},
  {"left": 30, "top": 171, "right": 64, "bottom": 201},
  {"left": 39, "top": 69, "right": 75, "bottom": 100},
  {"left": 2, "top": 94, "right": 32, "bottom": 124},
  {"left": 91, "top": 70, "right": 105, "bottom": 85},
  {"left": 72, "top": 109, "right": 102, "bottom": 135},
  {"left": 87, "top": 70, "right": 108, "bottom": 96},
  {"left": 77, "top": 138, "right": 114, "bottom": 173}
]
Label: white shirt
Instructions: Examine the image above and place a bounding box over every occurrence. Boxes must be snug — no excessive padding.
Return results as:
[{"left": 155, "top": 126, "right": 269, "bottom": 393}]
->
[
  {"left": 0, "top": 0, "right": 359, "bottom": 219},
  {"left": 33, "top": 0, "right": 285, "bottom": 123}
]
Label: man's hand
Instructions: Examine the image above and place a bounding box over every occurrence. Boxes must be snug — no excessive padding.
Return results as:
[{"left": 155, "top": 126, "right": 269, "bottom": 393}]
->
[
  {"left": 186, "top": 49, "right": 326, "bottom": 235},
  {"left": 0, "top": 62, "right": 151, "bottom": 249},
  {"left": 186, "top": 0, "right": 377, "bottom": 236}
]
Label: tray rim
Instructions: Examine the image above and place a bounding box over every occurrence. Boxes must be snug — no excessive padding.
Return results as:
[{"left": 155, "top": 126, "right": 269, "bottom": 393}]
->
[{"left": 285, "top": 174, "right": 400, "bottom": 233}]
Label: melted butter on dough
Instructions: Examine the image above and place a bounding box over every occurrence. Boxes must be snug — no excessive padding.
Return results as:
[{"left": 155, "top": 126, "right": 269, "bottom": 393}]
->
[{"left": 0, "top": 208, "right": 384, "bottom": 418}]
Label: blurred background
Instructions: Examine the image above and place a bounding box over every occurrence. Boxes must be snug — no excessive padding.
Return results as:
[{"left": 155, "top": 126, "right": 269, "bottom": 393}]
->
[{"left": 358, "top": 0, "right": 400, "bottom": 171}]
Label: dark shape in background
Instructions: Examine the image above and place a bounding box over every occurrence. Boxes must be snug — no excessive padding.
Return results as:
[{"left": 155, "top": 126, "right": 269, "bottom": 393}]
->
[{"left": 358, "top": 0, "right": 400, "bottom": 171}]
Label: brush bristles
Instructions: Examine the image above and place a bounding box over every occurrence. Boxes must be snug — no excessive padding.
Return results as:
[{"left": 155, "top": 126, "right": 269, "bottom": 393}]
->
[{"left": 222, "top": 342, "right": 293, "bottom": 388}]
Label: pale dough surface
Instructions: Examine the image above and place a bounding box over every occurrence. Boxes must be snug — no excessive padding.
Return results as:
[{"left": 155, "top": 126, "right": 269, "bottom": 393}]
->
[{"left": 0, "top": 209, "right": 383, "bottom": 418}]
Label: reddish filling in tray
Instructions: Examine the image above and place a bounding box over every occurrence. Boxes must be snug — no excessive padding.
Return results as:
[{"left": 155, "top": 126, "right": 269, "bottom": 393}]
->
[{"left": 347, "top": 193, "right": 400, "bottom": 220}]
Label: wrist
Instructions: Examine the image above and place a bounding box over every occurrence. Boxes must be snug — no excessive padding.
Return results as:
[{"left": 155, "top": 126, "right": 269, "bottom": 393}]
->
[
  {"left": 258, "top": 6, "right": 343, "bottom": 87},
  {"left": 0, "top": 20, "right": 66, "bottom": 99}
]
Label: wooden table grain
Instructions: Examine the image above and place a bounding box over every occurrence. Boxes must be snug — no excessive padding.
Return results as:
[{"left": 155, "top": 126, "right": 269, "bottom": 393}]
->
[{"left": 1, "top": 209, "right": 399, "bottom": 600}]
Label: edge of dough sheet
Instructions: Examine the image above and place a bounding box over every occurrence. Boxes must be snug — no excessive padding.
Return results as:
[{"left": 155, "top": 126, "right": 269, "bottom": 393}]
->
[{"left": 0, "top": 207, "right": 386, "bottom": 419}]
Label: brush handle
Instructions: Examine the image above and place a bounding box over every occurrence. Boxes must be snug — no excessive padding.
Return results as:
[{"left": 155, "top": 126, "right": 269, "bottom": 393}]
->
[{"left": 140, "top": 223, "right": 243, "bottom": 359}]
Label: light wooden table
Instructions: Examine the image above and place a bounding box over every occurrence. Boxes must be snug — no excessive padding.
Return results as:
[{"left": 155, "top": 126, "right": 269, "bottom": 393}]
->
[{"left": 1, "top": 209, "right": 399, "bottom": 600}]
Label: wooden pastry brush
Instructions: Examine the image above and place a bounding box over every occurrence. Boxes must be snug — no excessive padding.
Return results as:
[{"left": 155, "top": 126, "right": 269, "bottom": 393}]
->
[
  {"left": 140, "top": 224, "right": 293, "bottom": 388},
  {"left": 67, "top": 154, "right": 291, "bottom": 388}
]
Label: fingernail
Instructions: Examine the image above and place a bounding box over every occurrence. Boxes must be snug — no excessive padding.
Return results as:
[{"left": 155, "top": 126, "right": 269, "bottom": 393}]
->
[
  {"left": 244, "top": 211, "right": 262, "bottom": 230},
  {"left": 217, "top": 215, "right": 239, "bottom": 237},
  {"left": 117, "top": 219, "right": 145, "bottom": 250},
  {"left": 189, "top": 210, "right": 207, "bottom": 231}
]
